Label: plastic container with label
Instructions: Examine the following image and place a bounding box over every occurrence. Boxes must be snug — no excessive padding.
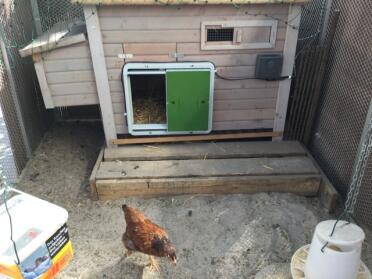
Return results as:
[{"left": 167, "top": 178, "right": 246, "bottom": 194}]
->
[{"left": 0, "top": 188, "right": 73, "bottom": 279}]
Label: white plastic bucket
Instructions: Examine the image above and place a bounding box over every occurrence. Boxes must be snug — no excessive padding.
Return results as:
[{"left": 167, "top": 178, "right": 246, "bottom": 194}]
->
[
  {"left": 0, "top": 188, "right": 73, "bottom": 279},
  {"left": 304, "top": 220, "right": 365, "bottom": 279},
  {"left": 291, "top": 245, "right": 372, "bottom": 279}
]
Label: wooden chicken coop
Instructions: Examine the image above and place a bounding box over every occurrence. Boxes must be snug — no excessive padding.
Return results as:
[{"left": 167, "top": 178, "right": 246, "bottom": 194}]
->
[
  {"left": 20, "top": 0, "right": 311, "bottom": 146},
  {"left": 19, "top": 0, "right": 331, "bottom": 201}
]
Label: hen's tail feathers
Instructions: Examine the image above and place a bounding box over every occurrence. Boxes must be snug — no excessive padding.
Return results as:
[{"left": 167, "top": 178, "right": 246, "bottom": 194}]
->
[{"left": 122, "top": 204, "right": 127, "bottom": 211}]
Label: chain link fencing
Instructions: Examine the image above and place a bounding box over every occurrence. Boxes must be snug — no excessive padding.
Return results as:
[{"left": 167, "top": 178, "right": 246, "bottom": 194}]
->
[
  {"left": 0, "top": 107, "right": 18, "bottom": 183},
  {"left": 289, "top": 0, "right": 372, "bottom": 228},
  {"left": 0, "top": 0, "right": 56, "bottom": 179},
  {"left": 37, "top": 0, "right": 84, "bottom": 33},
  {"left": 0, "top": 58, "right": 21, "bottom": 183},
  {"left": 297, "top": 0, "right": 328, "bottom": 49}
]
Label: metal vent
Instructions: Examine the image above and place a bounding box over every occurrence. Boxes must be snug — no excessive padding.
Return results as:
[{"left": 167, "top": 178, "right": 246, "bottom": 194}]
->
[{"left": 207, "top": 28, "right": 234, "bottom": 42}]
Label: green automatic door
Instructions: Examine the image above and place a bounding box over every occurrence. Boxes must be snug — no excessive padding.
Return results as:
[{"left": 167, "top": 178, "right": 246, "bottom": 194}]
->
[{"left": 166, "top": 70, "right": 211, "bottom": 132}]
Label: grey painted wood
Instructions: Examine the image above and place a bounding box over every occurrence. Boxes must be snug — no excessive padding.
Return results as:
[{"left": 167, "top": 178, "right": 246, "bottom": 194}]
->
[
  {"left": 97, "top": 5, "right": 289, "bottom": 18},
  {"left": 84, "top": 5, "right": 117, "bottom": 144},
  {"left": 273, "top": 4, "right": 301, "bottom": 138},
  {"left": 213, "top": 120, "right": 274, "bottom": 130},
  {"left": 96, "top": 4, "right": 290, "bottom": 133},
  {"left": 96, "top": 175, "right": 321, "bottom": 199},
  {"left": 104, "top": 141, "right": 307, "bottom": 161},
  {"left": 96, "top": 156, "right": 319, "bottom": 179}
]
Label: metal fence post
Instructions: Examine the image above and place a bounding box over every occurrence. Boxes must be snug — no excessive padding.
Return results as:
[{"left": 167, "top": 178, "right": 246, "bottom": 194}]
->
[
  {"left": 30, "top": 0, "right": 43, "bottom": 35},
  {"left": 320, "top": 0, "right": 333, "bottom": 44}
]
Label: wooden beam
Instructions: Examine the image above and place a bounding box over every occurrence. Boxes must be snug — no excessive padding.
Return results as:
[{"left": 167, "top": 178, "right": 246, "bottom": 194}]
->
[
  {"left": 83, "top": 5, "right": 117, "bottom": 146},
  {"left": 30, "top": 0, "right": 42, "bottom": 36},
  {"left": 89, "top": 146, "right": 104, "bottom": 200},
  {"left": 96, "top": 156, "right": 319, "bottom": 179},
  {"left": 273, "top": 4, "right": 301, "bottom": 139},
  {"left": 96, "top": 175, "right": 320, "bottom": 200},
  {"left": 111, "top": 131, "right": 282, "bottom": 145},
  {"left": 72, "top": 0, "right": 311, "bottom": 5},
  {"left": 104, "top": 141, "right": 307, "bottom": 161},
  {"left": 32, "top": 54, "right": 54, "bottom": 108}
]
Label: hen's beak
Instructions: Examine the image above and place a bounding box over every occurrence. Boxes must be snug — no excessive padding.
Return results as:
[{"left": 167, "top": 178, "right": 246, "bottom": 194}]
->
[{"left": 172, "top": 258, "right": 177, "bottom": 265}]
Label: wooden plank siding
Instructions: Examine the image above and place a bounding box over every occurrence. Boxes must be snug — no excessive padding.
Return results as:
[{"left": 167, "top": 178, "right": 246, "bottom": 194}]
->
[
  {"left": 40, "top": 42, "right": 100, "bottom": 107},
  {"left": 99, "top": 15, "right": 288, "bottom": 30},
  {"left": 97, "top": 4, "right": 288, "bottom": 133},
  {"left": 34, "top": 4, "right": 290, "bottom": 135},
  {"left": 98, "top": 5, "right": 290, "bottom": 17},
  {"left": 73, "top": 0, "right": 310, "bottom": 6}
]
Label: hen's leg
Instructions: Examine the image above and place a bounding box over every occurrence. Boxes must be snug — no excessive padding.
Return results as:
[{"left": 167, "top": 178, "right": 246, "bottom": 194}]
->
[
  {"left": 122, "top": 232, "right": 135, "bottom": 257},
  {"left": 148, "top": 255, "right": 160, "bottom": 272}
]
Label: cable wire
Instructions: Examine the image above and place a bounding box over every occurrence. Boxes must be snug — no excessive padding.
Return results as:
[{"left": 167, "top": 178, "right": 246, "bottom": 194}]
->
[
  {"left": 215, "top": 71, "right": 256, "bottom": 80},
  {"left": 215, "top": 71, "right": 291, "bottom": 81},
  {"left": 0, "top": 170, "right": 20, "bottom": 265}
]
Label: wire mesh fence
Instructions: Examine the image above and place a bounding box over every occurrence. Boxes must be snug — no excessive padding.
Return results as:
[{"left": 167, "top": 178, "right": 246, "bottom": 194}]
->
[
  {"left": 297, "top": 0, "right": 328, "bottom": 50},
  {"left": 314, "top": 0, "right": 372, "bottom": 228},
  {"left": 37, "top": 0, "right": 84, "bottom": 33},
  {"left": 0, "top": 0, "right": 52, "bottom": 176},
  {"left": 287, "top": 0, "right": 372, "bottom": 228},
  {"left": 0, "top": 106, "right": 17, "bottom": 183},
  {"left": 310, "top": 0, "right": 372, "bottom": 196},
  {"left": 0, "top": 45, "right": 27, "bottom": 178}
]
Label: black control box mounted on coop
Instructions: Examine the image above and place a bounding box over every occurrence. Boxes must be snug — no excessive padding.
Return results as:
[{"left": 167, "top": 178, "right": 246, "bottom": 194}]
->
[{"left": 255, "top": 54, "right": 283, "bottom": 81}]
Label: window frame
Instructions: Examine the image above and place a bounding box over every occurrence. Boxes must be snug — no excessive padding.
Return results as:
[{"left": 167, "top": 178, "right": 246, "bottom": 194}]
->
[
  {"left": 201, "top": 20, "right": 278, "bottom": 50},
  {"left": 122, "top": 62, "right": 215, "bottom": 136}
]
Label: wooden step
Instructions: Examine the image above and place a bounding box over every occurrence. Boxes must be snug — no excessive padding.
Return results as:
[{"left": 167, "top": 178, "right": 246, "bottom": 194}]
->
[
  {"left": 96, "top": 175, "right": 321, "bottom": 200},
  {"left": 104, "top": 141, "right": 306, "bottom": 161},
  {"left": 94, "top": 158, "right": 321, "bottom": 200},
  {"left": 92, "top": 141, "right": 321, "bottom": 200},
  {"left": 96, "top": 157, "right": 319, "bottom": 180}
]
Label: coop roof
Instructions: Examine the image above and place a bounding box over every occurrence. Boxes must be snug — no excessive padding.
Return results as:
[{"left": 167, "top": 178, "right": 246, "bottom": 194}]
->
[
  {"left": 19, "top": 22, "right": 86, "bottom": 58},
  {"left": 71, "top": 0, "right": 310, "bottom": 5}
]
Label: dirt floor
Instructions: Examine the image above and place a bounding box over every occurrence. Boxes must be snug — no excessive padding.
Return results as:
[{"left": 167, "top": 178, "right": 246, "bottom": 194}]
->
[{"left": 16, "top": 122, "right": 372, "bottom": 279}]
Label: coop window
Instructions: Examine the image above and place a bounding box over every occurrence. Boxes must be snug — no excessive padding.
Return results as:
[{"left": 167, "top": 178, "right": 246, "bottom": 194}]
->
[
  {"left": 207, "top": 28, "right": 234, "bottom": 42},
  {"left": 130, "top": 74, "right": 166, "bottom": 125},
  {"left": 201, "top": 20, "right": 278, "bottom": 50}
]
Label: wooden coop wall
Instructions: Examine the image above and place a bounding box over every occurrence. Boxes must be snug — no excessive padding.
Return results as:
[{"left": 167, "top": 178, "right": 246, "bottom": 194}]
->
[
  {"left": 97, "top": 4, "right": 290, "bottom": 135},
  {"left": 39, "top": 41, "right": 99, "bottom": 107}
]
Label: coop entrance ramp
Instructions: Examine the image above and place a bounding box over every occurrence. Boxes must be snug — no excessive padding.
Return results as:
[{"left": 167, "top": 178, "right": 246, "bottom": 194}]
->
[{"left": 90, "top": 141, "right": 322, "bottom": 200}]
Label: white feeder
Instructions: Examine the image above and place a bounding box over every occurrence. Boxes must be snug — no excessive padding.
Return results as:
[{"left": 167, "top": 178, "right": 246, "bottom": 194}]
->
[
  {"left": 0, "top": 188, "right": 73, "bottom": 279},
  {"left": 291, "top": 220, "right": 371, "bottom": 279}
]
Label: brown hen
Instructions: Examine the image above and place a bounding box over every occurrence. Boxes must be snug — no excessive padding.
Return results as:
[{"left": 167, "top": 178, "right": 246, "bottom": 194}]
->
[{"left": 121, "top": 205, "right": 177, "bottom": 271}]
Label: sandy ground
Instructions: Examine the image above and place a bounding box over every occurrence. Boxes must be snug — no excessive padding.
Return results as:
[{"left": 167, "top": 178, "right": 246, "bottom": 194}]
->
[
  {"left": 16, "top": 122, "right": 372, "bottom": 279},
  {"left": 0, "top": 107, "right": 18, "bottom": 183}
]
